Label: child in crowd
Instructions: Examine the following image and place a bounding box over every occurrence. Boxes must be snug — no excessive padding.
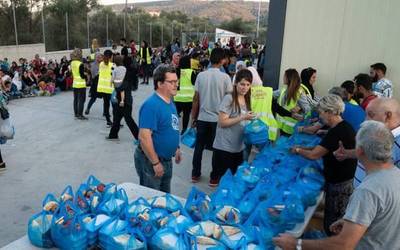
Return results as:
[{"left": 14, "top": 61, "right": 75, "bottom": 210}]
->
[{"left": 111, "top": 55, "right": 126, "bottom": 107}]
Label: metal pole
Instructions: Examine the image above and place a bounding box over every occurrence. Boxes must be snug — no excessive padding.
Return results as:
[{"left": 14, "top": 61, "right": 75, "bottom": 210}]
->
[
  {"left": 87, "top": 13, "right": 90, "bottom": 49},
  {"left": 106, "top": 13, "right": 109, "bottom": 47},
  {"left": 66, "top": 12, "right": 69, "bottom": 50},
  {"left": 256, "top": 0, "right": 261, "bottom": 39},
  {"left": 161, "top": 23, "right": 164, "bottom": 47},
  {"left": 12, "top": 1, "right": 18, "bottom": 46},
  {"left": 137, "top": 18, "right": 140, "bottom": 43},
  {"left": 149, "top": 22, "right": 152, "bottom": 47},
  {"left": 171, "top": 22, "right": 173, "bottom": 42},
  {"left": 41, "top": 7, "right": 45, "bottom": 48},
  {"left": 180, "top": 23, "right": 183, "bottom": 43},
  {"left": 197, "top": 28, "right": 199, "bottom": 41},
  {"left": 123, "top": 0, "right": 127, "bottom": 38}
]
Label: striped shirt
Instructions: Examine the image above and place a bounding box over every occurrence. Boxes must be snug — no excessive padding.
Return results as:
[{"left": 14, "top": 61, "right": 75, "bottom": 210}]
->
[{"left": 354, "top": 126, "right": 400, "bottom": 187}]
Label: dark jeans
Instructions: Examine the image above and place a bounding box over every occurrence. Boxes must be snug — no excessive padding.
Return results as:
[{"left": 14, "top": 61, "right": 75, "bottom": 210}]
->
[
  {"left": 324, "top": 179, "right": 354, "bottom": 236},
  {"left": 101, "top": 93, "right": 112, "bottom": 123},
  {"left": 109, "top": 103, "right": 139, "bottom": 140},
  {"left": 191, "top": 120, "right": 217, "bottom": 177},
  {"left": 211, "top": 148, "right": 243, "bottom": 180},
  {"left": 134, "top": 146, "right": 173, "bottom": 193},
  {"left": 73, "top": 88, "right": 86, "bottom": 116},
  {"left": 141, "top": 64, "right": 151, "bottom": 83},
  {"left": 175, "top": 101, "right": 192, "bottom": 134}
]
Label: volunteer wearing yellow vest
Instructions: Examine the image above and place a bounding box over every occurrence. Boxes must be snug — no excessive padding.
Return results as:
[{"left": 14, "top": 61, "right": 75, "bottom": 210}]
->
[
  {"left": 248, "top": 67, "right": 296, "bottom": 141},
  {"left": 277, "top": 69, "right": 308, "bottom": 136},
  {"left": 139, "top": 40, "right": 152, "bottom": 85},
  {"left": 300, "top": 67, "right": 319, "bottom": 112},
  {"left": 97, "top": 50, "right": 114, "bottom": 126},
  {"left": 70, "top": 49, "right": 87, "bottom": 120},
  {"left": 341, "top": 80, "right": 359, "bottom": 106},
  {"left": 174, "top": 55, "right": 196, "bottom": 134}
]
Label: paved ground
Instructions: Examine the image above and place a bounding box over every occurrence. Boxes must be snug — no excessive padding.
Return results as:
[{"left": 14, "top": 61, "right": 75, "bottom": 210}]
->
[{"left": 0, "top": 82, "right": 215, "bottom": 247}]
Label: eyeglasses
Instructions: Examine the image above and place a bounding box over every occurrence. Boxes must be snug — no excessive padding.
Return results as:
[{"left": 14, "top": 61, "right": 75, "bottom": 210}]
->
[{"left": 164, "top": 80, "right": 179, "bottom": 85}]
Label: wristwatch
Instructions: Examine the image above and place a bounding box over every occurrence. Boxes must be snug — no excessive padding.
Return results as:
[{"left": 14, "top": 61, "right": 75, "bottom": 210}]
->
[{"left": 296, "top": 239, "right": 302, "bottom": 250}]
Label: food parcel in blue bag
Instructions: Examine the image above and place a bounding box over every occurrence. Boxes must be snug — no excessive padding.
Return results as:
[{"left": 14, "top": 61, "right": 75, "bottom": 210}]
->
[
  {"left": 42, "top": 193, "right": 59, "bottom": 214},
  {"left": 28, "top": 211, "right": 54, "bottom": 248},
  {"left": 214, "top": 170, "right": 247, "bottom": 204},
  {"left": 186, "top": 221, "right": 226, "bottom": 249},
  {"left": 59, "top": 185, "right": 74, "bottom": 203},
  {"left": 150, "top": 227, "right": 189, "bottom": 250},
  {"left": 74, "top": 185, "right": 91, "bottom": 214},
  {"left": 244, "top": 119, "right": 269, "bottom": 146},
  {"left": 148, "top": 194, "right": 183, "bottom": 212},
  {"left": 159, "top": 211, "right": 193, "bottom": 235},
  {"left": 185, "top": 187, "right": 212, "bottom": 222},
  {"left": 181, "top": 128, "right": 197, "bottom": 148},
  {"left": 98, "top": 188, "right": 128, "bottom": 217},
  {"left": 82, "top": 214, "right": 112, "bottom": 247},
  {"left": 99, "top": 219, "right": 147, "bottom": 250},
  {"left": 50, "top": 201, "right": 88, "bottom": 250},
  {"left": 291, "top": 165, "right": 324, "bottom": 207}
]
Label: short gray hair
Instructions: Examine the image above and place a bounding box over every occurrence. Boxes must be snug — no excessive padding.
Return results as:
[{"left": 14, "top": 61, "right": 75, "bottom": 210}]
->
[
  {"left": 328, "top": 87, "right": 348, "bottom": 101},
  {"left": 356, "top": 120, "right": 394, "bottom": 163},
  {"left": 153, "top": 64, "right": 176, "bottom": 90},
  {"left": 317, "top": 94, "right": 345, "bottom": 115}
]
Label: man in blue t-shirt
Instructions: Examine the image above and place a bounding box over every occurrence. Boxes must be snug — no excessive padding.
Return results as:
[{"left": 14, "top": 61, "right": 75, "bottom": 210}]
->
[{"left": 134, "top": 64, "right": 182, "bottom": 193}]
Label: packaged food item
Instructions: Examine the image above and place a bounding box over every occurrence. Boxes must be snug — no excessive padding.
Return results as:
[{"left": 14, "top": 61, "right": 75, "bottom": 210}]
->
[{"left": 28, "top": 212, "right": 54, "bottom": 248}]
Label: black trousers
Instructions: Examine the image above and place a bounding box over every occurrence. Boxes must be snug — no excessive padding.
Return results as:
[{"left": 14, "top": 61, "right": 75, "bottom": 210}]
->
[
  {"left": 109, "top": 103, "right": 139, "bottom": 140},
  {"left": 191, "top": 120, "right": 217, "bottom": 177},
  {"left": 0, "top": 148, "right": 3, "bottom": 163},
  {"left": 211, "top": 148, "right": 243, "bottom": 180},
  {"left": 73, "top": 88, "right": 86, "bottom": 117},
  {"left": 175, "top": 101, "right": 192, "bottom": 134},
  {"left": 101, "top": 93, "right": 112, "bottom": 123}
]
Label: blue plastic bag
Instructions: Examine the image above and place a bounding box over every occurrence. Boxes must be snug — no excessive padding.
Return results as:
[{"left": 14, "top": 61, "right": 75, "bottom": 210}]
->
[
  {"left": 181, "top": 128, "right": 197, "bottom": 148},
  {"left": 50, "top": 201, "right": 87, "bottom": 250},
  {"left": 98, "top": 218, "right": 128, "bottom": 245},
  {"left": 125, "top": 197, "right": 152, "bottom": 226},
  {"left": 105, "top": 228, "right": 147, "bottom": 250},
  {"left": 59, "top": 185, "right": 74, "bottom": 203},
  {"left": 28, "top": 211, "right": 54, "bottom": 248},
  {"left": 148, "top": 194, "right": 183, "bottom": 212},
  {"left": 98, "top": 189, "right": 128, "bottom": 217},
  {"left": 244, "top": 119, "right": 269, "bottom": 146},
  {"left": 185, "top": 187, "right": 212, "bottom": 222},
  {"left": 162, "top": 213, "right": 193, "bottom": 234},
  {"left": 83, "top": 214, "right": 112, "bottom": 247},
  {"left": 74, "top": 185, "right": 90, "bottom": 214},
  {"left": 150, "top": 228, "right": 189, "bottom": 250},
  {"left": 42, "top": 193, "right": 59, "bottom": 214}
]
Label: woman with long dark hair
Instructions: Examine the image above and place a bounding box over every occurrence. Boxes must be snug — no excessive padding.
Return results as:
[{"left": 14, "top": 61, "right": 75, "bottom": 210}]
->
[
  {"left": 277, "top": 68, "right": 311, "bottom": 135},
  {"left": 209, "top": 69, "right": 255, "bottom": 186},
  {"left": 300, "top": 67, "right": 320, "bottom": 108}
]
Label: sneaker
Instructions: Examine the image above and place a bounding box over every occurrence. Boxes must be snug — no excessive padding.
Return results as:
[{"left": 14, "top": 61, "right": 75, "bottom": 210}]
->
[
  {"left": 0, "top": 162, "right": 5, "bottom": 171},
  {"left": 191, "top": 176, "right": 200, "bottom": 183},
  {"left": 84, "top": 109, "right": 90, "bottom": 115},
  {"left": 208, "top": 179, "right": 219, "bottom": 187},
  {"left": 106, "top": 121, "right": 113, "bottom": 127},
  {"left": 105, "top": 136, "right": 119, "bottom": 141},
  {"left": 78, "top": 116, "right": 88, "bottom": 120}
]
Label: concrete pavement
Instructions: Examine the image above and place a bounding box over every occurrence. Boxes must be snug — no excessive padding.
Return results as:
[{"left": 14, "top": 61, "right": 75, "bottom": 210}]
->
[{"left": 0, "top": 83, "right": 215, "bottom": 247}]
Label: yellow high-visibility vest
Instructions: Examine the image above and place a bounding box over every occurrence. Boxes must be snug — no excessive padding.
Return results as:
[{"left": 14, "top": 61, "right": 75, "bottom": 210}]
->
[
  {"left": 276, "top": 87, "right": 302, "bottom": 135},
  {"left": 71, "top": 60, "right": 86, "bottom": 89},
  {"left": 140, "top": 47, "right": 151, "bottom": 64},
  {"left": 174, "top": 69, "right": 194, "bottom": 103},
  {"left": 349, "top": 99, "right": 358, "bottom": 105},
  {"left": 97, "top": 61, "right": 114, "bottom": 94},
  {"left": 251, "top": 85, "right": 279, "bottom": 141}
]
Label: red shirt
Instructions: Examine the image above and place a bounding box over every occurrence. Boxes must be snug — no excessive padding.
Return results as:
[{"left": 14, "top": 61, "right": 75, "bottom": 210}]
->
[{"left": 361, "top": 94, "right": 377, "bottom": 110}]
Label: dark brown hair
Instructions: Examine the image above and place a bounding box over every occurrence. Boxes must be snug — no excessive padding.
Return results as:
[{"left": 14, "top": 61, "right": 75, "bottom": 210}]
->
[
  {"left": 231, "top": 69, "right": 252, "bottom": 113},
  {"left": 284, "top": 68, "right": 301, "bottom": 105}
]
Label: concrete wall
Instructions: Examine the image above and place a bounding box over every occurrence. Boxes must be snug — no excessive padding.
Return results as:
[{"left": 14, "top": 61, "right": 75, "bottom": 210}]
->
[
  {"left": 279, "top": 0, "right": 400, "bottom": 97},
  {"left": 0, "top": 44, "right": 46, "bottom": 62},
  {"left": 0, "top": 44, "right": 113, "bottom": 63}
]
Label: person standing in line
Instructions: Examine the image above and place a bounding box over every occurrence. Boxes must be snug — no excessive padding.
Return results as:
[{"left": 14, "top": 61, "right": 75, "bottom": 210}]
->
[
  {"left": 210, "top": 69, "right": 255, "bottom": 186},
  {"left": 106, "top": 55, "right": 139, "bottom": 141},
  {"left": 174, "top": 55, "right": 197, "bottom": 134},
  {"left": 134, "top": 64, "right": 182, "bottom": 193},
  {"left": 354, "top": 73, "right": 377, "bottom": 110},
  {"left": 97, "top": 50, "right": 114, "bottom": 126},
  {"left": 70, "top": 49, "right": 87, "bottom": 120},
  {"left": 85, "top": 53, "right": 102, "bottom": 115},
  {"left": 191, "top": 48, "right": 233, "bottom": 184},
  {"left": 139, "top": 41, "right": 152, "bottom": 85},
  {"left": 370, "top": 62, "right": 392, "bottom": 98}
]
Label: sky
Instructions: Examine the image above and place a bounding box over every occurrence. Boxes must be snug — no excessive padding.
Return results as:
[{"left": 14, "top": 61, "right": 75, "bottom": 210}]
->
[{"left": 99, "top": 0, "right": 269, "bottom": 5}]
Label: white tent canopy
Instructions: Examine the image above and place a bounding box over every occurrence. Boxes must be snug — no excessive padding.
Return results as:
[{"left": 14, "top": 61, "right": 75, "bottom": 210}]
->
[{"left": 215, "top": 28, "right": 246, "bottom": 46}]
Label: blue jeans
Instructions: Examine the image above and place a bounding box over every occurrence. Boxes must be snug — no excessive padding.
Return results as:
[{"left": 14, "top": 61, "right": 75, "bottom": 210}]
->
[{"left": 134, "top": 147, "right": 173, "bottom": 193}]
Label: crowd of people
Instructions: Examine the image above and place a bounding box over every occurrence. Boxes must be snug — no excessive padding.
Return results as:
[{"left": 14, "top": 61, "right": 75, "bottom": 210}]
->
[{"left": 1, "top": 35, "right": 399, "bottom": 249}]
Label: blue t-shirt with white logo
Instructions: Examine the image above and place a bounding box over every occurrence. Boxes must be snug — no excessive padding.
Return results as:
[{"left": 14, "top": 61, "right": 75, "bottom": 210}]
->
[{"left": 138, "top": 93, "right": 180, "bottom": 159}]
